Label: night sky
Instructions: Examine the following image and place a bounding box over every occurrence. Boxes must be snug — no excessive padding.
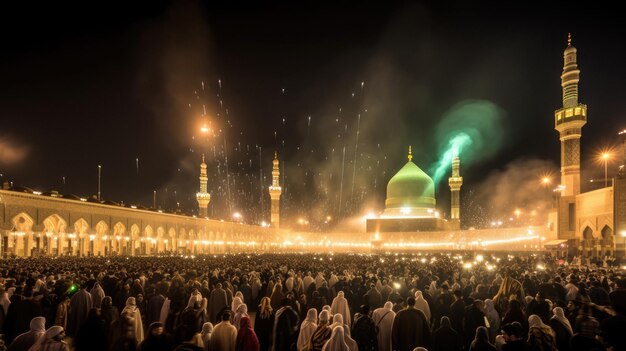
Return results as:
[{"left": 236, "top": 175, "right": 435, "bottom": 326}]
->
[{"left": 1, "top": 2, "right": 624, "bottom": 228}]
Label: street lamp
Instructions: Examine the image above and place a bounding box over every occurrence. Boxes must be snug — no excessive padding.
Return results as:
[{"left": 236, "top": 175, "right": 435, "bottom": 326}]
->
[
  {"left": 97, "top": 165, "right": 102, "bottom": 200},
  {"left": 601, "top": 153, "right": 610, "bottom": 187}
]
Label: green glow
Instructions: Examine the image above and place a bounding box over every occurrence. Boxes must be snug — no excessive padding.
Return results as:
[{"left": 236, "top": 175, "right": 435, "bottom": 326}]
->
[{"left": 430, "top": 100, "right": 504, "bottom": 185}]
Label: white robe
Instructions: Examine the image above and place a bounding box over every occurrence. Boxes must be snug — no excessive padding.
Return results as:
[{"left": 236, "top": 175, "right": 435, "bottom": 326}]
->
[
  {"left": 330, "top": 291, "right": 351, "bottom": 327},
  {"left": 303, "top": 275, "right": 314, "bottom": 292},
  {"left": 372, "top": 302, "right": 395, "bottom": 351},
  {"left": 297, "top": 310, "right": 318, "bottom": 351},
  {"left": 121, "top": 304, "right": 144, "bottom": 343},
  {"left": 209, "top": 321, "right": 237, "bottom": 351},
  {"left": 414, "top": 291, "right": 431, "bottom": 321}
]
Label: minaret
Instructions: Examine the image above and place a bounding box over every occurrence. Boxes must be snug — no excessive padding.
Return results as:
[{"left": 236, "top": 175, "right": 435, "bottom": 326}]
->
[
  {"left": 269, "top": 151, "right": 282, "bottom": 228},
  {"left": 555, "top": 33, "right": 587, "bottom": 197},
  {"left": 196, "top": 155, "right": 210, "bottom": 217},
  {"left": 448, "top": 155, "right": 463, "bottom": 226}
]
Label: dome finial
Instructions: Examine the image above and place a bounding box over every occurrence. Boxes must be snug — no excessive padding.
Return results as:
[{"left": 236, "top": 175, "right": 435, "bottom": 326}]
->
[
  {"left": 201, "top": 154, "right": 205, "bottom": 164},
  {"left": 568, "top": 33, "right": 572, "bottom": 46},
  {"left": 408, "top": 146, "right": 413, "bottom": 162},
  {"left": 274, "top": 151, "right": 278, "bottom": 159}
]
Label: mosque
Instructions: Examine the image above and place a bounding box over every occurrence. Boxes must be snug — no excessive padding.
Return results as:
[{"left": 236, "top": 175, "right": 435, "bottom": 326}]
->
[{"left": 360, "top": 34, "right": 626, "bottom": 258}]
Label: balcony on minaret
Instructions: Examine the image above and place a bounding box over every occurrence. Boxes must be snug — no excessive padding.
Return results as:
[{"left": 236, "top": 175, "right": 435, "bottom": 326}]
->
[{"left": 555, "top": 104, "right": 587, "bottom": 130}]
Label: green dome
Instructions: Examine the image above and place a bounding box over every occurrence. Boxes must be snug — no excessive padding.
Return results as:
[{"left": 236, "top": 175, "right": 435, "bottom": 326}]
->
[{"left": 384, "top": 160, "right": 436, "bottom": 216}]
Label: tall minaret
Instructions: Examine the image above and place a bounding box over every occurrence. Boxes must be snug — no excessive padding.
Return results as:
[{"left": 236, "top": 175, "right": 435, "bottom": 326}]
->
[
  {"left": 448, "top": 155, "right": 463, "bottom": 223},
  {"left": 268, "top": 151, "right": 282, "bottom": 228},
  {"left": 555, "top": 33, "right": 587, "bottom": 197},
  {"left": 196, "top": 155, "right": 211, "bottom": 217}
]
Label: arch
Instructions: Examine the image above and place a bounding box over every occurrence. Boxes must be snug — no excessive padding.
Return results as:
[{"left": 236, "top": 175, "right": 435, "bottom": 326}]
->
[
  {"left": 144, "top": 225, "right": 154, "bottom": 238},
  {"left": 601, "top": 225, "right": 613, "bottom": 257},
  {"left": 42, "top": 214, "right": 68, "bottom": 234},
  {"left": 113, "top": 222, "right": 126, "bottom": 236},
  {"left": 130, "top": 224, "right": 140, "bottom": 240},
  {"left": 582, "top": 226, "right": 594, "bottom": 258},
  {"left": 73, "top": 218, "right": 89, "bottom": 235},
  {"left": 168, "top": 227, "right": 177, "bottom": 252},
  {"left": 10, "top": 213, "right": 34, "bottom": 257},
  {"left": 95, "top": 221, "right": 109, "bottom": 235},
  {"left": 11, "top": 212, "right": 34, "bottom": 232}
]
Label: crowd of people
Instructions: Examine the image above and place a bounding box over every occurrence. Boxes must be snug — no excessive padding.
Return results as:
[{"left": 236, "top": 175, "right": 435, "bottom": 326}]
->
[{"left": 0, "top": 252, "right": 623, "bottom": 351}]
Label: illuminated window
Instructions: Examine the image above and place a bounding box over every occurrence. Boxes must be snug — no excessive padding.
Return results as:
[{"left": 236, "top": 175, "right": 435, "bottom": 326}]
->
[
  {"left": 575, "top": 108, "right": 581, "bottom": 115},
  {"left": 565, "top": 109, "right": 573, "bottom": 117},
  {"left": 582, "top": 108, "right": 586, "bottom": 116}
]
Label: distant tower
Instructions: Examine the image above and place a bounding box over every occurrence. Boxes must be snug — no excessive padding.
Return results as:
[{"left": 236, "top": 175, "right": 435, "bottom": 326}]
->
[
  {"left": 196, "top": 155, "right": 211, "bottom": 217},
  {"left": 269, "top": 151, "right": 282, "bottom": 228},
  {"left": 448, "top": 155, "right": 463, "bottom": 225},
  {"left": 555, "top": 33, "right": 587, "bottom": 197}
]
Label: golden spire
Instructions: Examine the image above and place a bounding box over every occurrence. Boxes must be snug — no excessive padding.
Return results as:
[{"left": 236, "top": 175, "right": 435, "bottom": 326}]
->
[
  {"left": 567, "top": 33, "right": 571, "bottom": 46},
  {"left": 408, "top": 146, "right": 413, "bottom": 162},
  {"left": 274, "top": 151, "right": 278, "bottom": 159},
  {"left": 201, "top": 154, "right": 205, "bottom": 164}
]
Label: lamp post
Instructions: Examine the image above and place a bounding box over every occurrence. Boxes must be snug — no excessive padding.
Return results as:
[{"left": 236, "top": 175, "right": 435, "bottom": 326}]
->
[{"left": 98, "top": 165, "right": 102, "bottom": 200}]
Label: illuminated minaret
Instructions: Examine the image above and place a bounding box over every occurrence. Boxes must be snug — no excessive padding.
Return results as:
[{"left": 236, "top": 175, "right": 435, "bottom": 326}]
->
[
  {"left": 269, "top": 151, "right": 282, "bottom": 228},
  {"left": 196, "top": 155, "right": 210, "bottom": 217},
  {"left": 555, "top": 33, "right": 587, "bottom": 197},
  {"left": 448, "top": 156, "right": 463, "bottom": 222}
]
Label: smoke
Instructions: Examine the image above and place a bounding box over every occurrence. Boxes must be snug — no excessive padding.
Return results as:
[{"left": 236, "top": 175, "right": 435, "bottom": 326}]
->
[
  {"left": 429, "top": 100, "right": 505, "bottom": 185},
  {"left": 0, "top": 136, "right": 28, "bottom": 167},
  {"left": 465, "top": 158, "right": 557, "bottom": 228}
]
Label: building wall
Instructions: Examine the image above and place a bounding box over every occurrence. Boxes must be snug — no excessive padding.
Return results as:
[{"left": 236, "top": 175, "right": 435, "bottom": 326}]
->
[
  {"left": 575, "top": 187, "right": 614, "bottom": 256},
  {"left": 0, "top": 190, "right": 279, "bottom": 257}
]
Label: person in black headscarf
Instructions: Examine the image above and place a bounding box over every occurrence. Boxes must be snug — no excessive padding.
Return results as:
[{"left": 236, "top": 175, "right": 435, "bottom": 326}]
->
[
  {"left": 139, "top": 322, "right": 175, "bottom": 351},
  {"left": 431, "top": 316, "right": 461, "bottom": 351},
  {"left": 271, "top": 298, "right": 299, "bottom": 351}
]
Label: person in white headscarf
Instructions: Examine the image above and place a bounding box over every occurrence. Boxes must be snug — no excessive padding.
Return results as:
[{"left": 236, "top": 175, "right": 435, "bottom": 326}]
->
[
  {"left": 8, "top": 316, "right": 46, "bottom": 351},
  {"left": 232, "top": 303, "right": 248, "bottom": 330},
  {"left": 372, "top": 302, "right": 395, "bottom": 351},
  {"left": 303, "top": 273, "right": 314, "bottom": 293},
  {"left": 330, "top": 291, "right": 351, "bottom": 327},
  {"left": 231, "top": 296, "right": 243, "bottom": 316},
  {"left": 90, "top": 282, "right": 105, "bottom": 308},
  {"left": 549, "top": 307, "right": 573, "bottom": 351},
  {"left": 414, "top": 291, "right": 431, "bottom": 321},
  {"left": 483, "top": 299, "right": 500, "bottom": 342},
  {"left": 297, "top": 308, "right": 318, "bottom": 351},
  {"left": 330, "top": 314, "right": 357, "bottom": 351},
  {"left": 201, "top": 322, "right": 213, "bottom": 351},
  {"left": 28, "top": 326, "right": 68, "bottom": 351},
  {"left": 121, "top": 297, "right": 144, "bottom": 343},
  {"left": 315, "top": 273, "right": 326, "bottom": 290},
  {"left": 321, "top": 326, "right": 349, "bottom": 351}
]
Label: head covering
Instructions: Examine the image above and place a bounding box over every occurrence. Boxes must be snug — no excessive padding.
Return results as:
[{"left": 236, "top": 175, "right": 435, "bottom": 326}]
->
[
  {"left": 322, "top": 326, "right": 349, "bottom": 351},
  {"left": 306, "top": 308, "right": 318, "bottom": 323},
  {"left": 231, "top": 296, "right": 243, "bottom": 313},
  {"left": 30, "top": 316, "right": 46, "bottom": 332},
  {"left": 384, "top": 301, "right": 393, "bottom": 310},
  {"left": 258, "top": 296, "right": 272, "bottom": 319},
  {"left": 440, "top": 316, "right": 451, "bottom": 328},
  {"left": 201, "top": 322, "right": 213, "bottom": 336},
  {"left": 528, "top": 314, "right": 548, "bottom": 329},
  {"left": 125, "top": 297, "right": 136, "bottom": 307},
  {"left": 551, "top": 307, "right": 573, "bottom": 335},
  {"left": 319, "top": 310, "right": 330, "bottom": 324}
]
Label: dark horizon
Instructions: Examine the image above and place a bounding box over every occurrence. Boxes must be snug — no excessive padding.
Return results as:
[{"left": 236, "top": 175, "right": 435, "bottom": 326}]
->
[{"left": 1, "top": 2, "right": 624, "bottom": 228}]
